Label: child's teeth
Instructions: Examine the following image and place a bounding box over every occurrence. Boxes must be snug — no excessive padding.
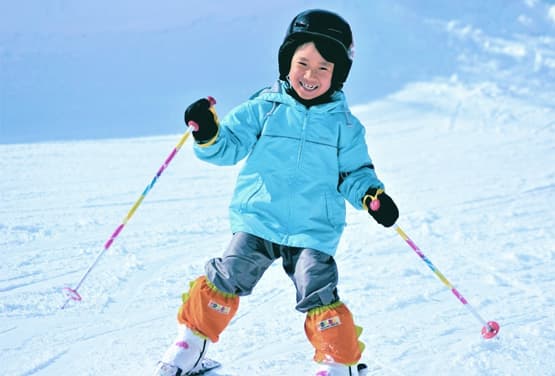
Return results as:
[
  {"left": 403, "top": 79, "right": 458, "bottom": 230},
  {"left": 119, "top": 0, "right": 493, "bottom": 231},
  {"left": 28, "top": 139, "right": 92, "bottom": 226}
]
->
[{"left": 302, "top": 82, "right": 317, "bottom": 90}]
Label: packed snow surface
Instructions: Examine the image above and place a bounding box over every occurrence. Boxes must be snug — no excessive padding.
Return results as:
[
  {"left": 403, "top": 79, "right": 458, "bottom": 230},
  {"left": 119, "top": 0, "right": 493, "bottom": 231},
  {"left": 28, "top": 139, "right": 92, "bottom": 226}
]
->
[{"left": 1, "top": 80, "right": 554, "bottom": 375}]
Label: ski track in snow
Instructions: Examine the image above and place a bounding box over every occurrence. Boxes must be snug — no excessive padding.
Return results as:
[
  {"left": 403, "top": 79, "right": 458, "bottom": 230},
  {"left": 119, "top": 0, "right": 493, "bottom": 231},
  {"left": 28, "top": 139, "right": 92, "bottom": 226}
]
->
[
  {"left": 18, "top": 350, "right": 68, "bottom": 376},
  {"left": 1, "top": 81, "right": 555, "bottom": 375}
]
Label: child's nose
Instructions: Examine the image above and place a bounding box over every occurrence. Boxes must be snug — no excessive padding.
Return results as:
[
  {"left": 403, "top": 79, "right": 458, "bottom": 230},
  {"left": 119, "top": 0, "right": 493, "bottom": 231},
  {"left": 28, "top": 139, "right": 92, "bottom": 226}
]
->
[{"left": 304, "top": 69, "right": 317, "bottom": 79}]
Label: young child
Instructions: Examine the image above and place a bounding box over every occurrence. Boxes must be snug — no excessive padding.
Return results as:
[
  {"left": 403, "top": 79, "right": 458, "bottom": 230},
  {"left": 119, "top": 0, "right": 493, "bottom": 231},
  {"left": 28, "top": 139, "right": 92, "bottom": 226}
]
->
[{"left": 155, "top": 9, "right": 399, "bottom": 376}]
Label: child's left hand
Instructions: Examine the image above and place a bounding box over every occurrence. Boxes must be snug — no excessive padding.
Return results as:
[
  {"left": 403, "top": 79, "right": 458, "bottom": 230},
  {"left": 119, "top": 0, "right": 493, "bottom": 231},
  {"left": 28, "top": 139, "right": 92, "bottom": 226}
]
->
[{"left": 364, "top": 188, "right": 399, "bottom": 227}]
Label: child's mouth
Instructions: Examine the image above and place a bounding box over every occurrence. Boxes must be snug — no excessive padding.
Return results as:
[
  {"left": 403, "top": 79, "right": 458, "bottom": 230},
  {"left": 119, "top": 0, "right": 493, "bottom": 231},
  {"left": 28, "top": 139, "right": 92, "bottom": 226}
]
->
[{"left": 300, "top": 81, "right": 319, "bottom": 91}]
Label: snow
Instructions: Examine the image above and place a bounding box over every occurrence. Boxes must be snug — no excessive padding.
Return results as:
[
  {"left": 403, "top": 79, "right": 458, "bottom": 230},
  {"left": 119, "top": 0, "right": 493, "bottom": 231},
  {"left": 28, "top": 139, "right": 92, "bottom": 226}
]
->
[{"left": 1, "top": 79, "right": 554, "bottom": 375}]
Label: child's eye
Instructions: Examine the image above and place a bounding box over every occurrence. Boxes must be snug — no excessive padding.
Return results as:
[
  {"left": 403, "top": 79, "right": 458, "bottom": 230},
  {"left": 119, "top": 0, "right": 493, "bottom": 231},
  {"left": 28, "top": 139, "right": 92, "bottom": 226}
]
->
[{"left": 297, "top": 61, "right": 307, "bottom": 67}]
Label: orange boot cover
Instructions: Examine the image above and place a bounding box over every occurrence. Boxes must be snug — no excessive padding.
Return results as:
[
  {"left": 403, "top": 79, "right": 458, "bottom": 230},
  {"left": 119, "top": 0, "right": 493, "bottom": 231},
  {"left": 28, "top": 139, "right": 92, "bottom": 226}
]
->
[
  {"left": 305, "top": 302, "right": 365, "bottom": 365},
  {"left": 177, "top": 276, "right": 239, "bottom": 343}
]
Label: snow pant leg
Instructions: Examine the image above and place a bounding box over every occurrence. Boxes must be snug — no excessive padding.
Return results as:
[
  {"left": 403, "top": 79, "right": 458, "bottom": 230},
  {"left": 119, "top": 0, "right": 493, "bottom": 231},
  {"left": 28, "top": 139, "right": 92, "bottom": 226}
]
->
[
  {"left": 282, "top": 248, "right": 340, "bottom": 313},
  {"left": 205, "top": 232, "right": 278, "bottom": 296},
  {"left": 177, "top": 276, "right": 239, "bottom": 343},
  {"left": 305, "top": 302, "right": 364, "bottom": 365}
]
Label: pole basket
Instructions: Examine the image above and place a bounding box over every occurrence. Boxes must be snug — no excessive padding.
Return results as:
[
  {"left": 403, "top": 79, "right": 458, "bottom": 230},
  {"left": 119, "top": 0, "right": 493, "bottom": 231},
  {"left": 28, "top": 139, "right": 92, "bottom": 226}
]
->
[{"left": 481, "top": 321, "right": 500, "bottom": 339}]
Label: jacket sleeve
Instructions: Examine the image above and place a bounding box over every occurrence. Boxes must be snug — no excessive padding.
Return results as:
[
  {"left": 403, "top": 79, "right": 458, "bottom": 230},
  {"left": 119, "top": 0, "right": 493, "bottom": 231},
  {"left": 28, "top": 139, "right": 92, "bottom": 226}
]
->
[
  {"left": 337, "top": 113, "right": 384, "bottom": 209},
  {"left": 193, "top": 101, "right": 263, "bottom": 166}
]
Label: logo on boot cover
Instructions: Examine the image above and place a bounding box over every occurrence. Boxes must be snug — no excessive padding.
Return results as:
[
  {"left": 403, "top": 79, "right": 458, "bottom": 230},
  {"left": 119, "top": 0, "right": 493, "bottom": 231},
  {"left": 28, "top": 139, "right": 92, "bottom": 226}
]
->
[
  {"left": 208, "top": 300, "right": 231, "bottom": 314},
  {"left": 318, "top": 316, "right": 341, "bottom": 331}
]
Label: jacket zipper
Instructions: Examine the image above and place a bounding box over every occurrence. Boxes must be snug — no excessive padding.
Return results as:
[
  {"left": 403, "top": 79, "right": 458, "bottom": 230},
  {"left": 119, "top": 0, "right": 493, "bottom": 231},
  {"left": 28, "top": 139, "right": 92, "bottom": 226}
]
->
[{"left": 296, "top": 111, "right": 309, "bottom": 166}]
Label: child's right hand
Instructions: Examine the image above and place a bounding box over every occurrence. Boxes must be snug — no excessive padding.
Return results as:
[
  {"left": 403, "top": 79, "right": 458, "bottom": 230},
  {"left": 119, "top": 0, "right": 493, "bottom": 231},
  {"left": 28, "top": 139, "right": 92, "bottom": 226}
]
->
[{"left": 184, "top": 97, "right": 219, "bottom": 145}]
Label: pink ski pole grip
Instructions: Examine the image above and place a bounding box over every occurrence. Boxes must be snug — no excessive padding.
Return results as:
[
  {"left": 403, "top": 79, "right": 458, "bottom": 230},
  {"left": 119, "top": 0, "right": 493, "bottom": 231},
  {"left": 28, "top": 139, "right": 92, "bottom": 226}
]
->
[{"left": 188, "top": 120, "right": 200, "bottom": 131}]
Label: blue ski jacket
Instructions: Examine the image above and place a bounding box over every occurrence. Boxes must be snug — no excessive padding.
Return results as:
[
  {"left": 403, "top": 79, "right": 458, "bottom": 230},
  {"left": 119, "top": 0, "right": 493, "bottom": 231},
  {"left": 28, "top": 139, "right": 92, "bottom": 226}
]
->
[{"left": 194, "top": 81, "right": 384, "bottom": 255}]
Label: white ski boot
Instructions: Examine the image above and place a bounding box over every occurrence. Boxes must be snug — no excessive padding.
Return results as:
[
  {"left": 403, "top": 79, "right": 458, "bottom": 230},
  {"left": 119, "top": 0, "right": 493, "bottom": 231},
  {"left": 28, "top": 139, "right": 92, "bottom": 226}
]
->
[
  {"left": 315, "top": 361, "right": 369, "bottom": 376},
  {"left": 154, "top": 324, "right": 209, "bottom": 376}
]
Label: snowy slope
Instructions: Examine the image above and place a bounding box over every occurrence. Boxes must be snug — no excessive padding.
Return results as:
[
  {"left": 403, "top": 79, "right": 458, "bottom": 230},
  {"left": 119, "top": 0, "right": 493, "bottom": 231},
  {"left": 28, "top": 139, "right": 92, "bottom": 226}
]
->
[{"left": 1, "top": 79, "right": 554, "bottom": 375}]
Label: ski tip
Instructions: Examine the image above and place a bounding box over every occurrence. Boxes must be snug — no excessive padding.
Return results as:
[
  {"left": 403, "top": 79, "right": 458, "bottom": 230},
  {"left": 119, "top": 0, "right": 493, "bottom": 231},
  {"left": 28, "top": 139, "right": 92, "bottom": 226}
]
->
[{"left": 481, "top": 320, "right": 500, "bottom": 339}]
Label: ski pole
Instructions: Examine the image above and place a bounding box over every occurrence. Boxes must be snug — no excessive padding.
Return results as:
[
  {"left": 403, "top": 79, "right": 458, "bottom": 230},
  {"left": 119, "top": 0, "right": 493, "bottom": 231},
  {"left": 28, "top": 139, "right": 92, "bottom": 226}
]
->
[
  {"left": 394, "top": 225, "right": 500, "bottom": 339},
  {"left": 61, "top": 127, "right": 194, "bottom": 309},
  {"left": 61, "top": 97, "right": 215, "bottom": 309}
]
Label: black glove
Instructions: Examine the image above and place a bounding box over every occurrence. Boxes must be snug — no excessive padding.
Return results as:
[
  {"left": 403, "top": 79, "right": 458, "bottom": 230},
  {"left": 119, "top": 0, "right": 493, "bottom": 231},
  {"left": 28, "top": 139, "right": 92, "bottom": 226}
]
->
[
  {"left": 184, "top": 96, "right": 219, "bottom": 144},
  {"left": 364, "top": 188, "right": 399, "bottom": 227}
]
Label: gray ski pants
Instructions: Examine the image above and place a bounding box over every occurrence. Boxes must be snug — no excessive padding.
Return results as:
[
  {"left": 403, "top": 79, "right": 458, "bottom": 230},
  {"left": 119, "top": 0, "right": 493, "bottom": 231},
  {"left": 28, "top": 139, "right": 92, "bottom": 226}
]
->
[{"left": 205, "top": 232, "right": 340, "bottom": 313}]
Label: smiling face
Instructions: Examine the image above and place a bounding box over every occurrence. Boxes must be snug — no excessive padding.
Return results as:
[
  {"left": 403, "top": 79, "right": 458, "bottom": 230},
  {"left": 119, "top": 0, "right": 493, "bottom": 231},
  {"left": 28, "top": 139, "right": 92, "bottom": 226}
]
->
[{"left": 288, "top": 42, "right": 334, "bottom": 100}]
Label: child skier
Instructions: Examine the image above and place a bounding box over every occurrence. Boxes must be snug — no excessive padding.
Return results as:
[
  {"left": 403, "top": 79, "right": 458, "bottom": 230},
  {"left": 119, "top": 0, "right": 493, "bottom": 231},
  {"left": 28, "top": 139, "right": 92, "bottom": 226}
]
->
[{"left": 155, "top": 9, "right": 399, "bottom": 376}]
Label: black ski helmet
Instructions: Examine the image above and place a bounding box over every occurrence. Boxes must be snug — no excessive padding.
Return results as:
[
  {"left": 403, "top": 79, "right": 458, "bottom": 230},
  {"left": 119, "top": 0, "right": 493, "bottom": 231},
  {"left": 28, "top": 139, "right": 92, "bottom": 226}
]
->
[{"left": 278, "top": 9, "right": 354, "bottom": 91}]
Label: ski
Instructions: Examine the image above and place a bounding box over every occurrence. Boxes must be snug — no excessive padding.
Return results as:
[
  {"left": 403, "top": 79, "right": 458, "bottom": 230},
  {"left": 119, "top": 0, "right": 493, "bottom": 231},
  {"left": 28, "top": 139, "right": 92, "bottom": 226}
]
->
[
  {"left": 154, "top": 359, "right": 221, "bottom": 376},
  {"left": 186, "top": 359, "right": 221, "bottom": 375}
]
